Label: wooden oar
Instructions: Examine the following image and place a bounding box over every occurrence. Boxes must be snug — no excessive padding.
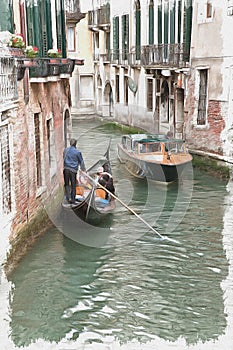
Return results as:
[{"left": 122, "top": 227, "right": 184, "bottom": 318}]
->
[{"left": 81, "top": 171, "right": 163, "bottom": 239}]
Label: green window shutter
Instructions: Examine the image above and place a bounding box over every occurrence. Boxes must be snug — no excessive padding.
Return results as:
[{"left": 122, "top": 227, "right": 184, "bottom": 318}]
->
[
  {"left": 32, "top": 2, "right": 41, "bottom": 51},
  {"left": 125, "top": 14, "right": 129, "bottom": 55},
  {"left": 164, "top": 1, "right": 168, "bottom": 44},
  {"left": 45, "top": 0, "right": 53, "bottom": 53},
  {"left": 25, "top": 0, "right": 54, "bottom": 57},
  {"left": 157, "top": 2, "right": 162, "bottom": 44},
  {"left": 60, "top": 0, "right": 67, "bottom": 57},
  {"left": 149, "top": 2, "right": 154, "bottom": 45},
  {"left": 170, "top": 0, "right": 175, "bottom": 44},
  {"left": 183, "top": 0, "right": 193, "bottom": 60},
  {"left": 122, "top": 14, "right": 129, "bottom": 60},
  {"left": 113, "top": 16, "right": 119, "bottom": 59},
  {"left": 55, "top": 0, "right": 66, "bottom": 57},
  {"left": 39, "top": 0, "right": 50, "bottom": 56},
  {"left": 178, "top": 0, "right": 182, "bottom": 43},
  {"left": 0, "top": 0, "right": 13, "bottom": 32},
  {"left": 56, "top": 0, "right": 62, "bottom": 50},
  {"left": 135, "top": 9, "right": 141, "bottom": 59},
  {"left": 26, "top": 1, "right": 34, "bottom": 45}
]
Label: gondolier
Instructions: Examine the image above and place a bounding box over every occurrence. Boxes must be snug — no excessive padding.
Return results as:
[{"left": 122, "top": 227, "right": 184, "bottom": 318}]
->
[{"left": 63, "top": 138, "right": 86, "bottom": 204}]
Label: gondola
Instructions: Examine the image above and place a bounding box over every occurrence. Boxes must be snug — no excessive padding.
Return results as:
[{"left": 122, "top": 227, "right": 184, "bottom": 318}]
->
[
  {"left": 62, "top": 139, "right": 115, "bottom": 223},
  {"left": 117, "top": 133, "right": 193, "bottom": 183}
]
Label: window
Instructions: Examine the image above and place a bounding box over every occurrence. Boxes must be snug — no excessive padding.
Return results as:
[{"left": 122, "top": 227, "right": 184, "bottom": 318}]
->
[
  {"left": 113, "top": 16, "right": 119, "bottom": 60},
  {"left": 227, "top": 0, "right": 233, "bottom": 15},
  {"left": 197, "top": 69, "right": 208, "bottom": 125},
  {"left": 147, "top": 79, "right": 153, "bottom": 111},
  {"left": 67, "top": 26, "right": 75, "bottom": 51},
  {"left": 149, "top": 0, "right": 154, "bottom": 45},
  {"left": 0, "top": 125, "right": 12, "bottom": 214},
  {"left": 46, "top": 117, "right": 57, "bottom": 178},
  {"left": 34, "top": 114, "right": 42, "bottom": 187},
  {"left": 93, "top": 32, "right": 99, "bottom": 60},
  {"left": 135, "top": 0, "right": 141, "bottom": 60},
  {"left": 124, "top": 76, "right": 128, "bottom": 105},
  {"left": 122, "top": 14, "right": 129, "bottom": 61},
  {"left": 26, "top": 0, "right": 53, "bottom": 56},
  {"left": 206, "top": 1, "right": 212, "bottom": 18},
  {"left": 80, "top": 75, "right": 94, "bottom": 100},
  {"left": 115, "top": 74, "right": 120, "bottom": 103}
]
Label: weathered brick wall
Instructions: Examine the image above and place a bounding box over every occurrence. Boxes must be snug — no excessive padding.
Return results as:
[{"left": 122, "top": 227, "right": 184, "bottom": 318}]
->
[
  {"left": 184, "top": 79, "right": 225, "bottom": 155},
  {"left": 11, "top": 79, "right": 71, "bottom": 237}
]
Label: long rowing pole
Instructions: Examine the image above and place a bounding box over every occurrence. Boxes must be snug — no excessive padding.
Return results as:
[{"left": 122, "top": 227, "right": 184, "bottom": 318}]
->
[{"left": 81, "top": 171, "right": 163, "bottom": 239}]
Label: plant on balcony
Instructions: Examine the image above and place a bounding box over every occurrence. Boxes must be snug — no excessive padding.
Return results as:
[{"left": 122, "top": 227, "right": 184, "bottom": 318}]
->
[
  {"left": 24, "top": 46, "right": 39, "bottom": 58},
  {"left": 47, "top": 48, "right": 62, "bottom": 58},
  {"left": 8, "top": 34, "right": 25, "bottom": 48}
]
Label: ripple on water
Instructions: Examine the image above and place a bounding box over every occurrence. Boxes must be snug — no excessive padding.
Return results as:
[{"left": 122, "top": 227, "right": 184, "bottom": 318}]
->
[{"left": 4, "top": 120, "right": 233, "bottom": 349}]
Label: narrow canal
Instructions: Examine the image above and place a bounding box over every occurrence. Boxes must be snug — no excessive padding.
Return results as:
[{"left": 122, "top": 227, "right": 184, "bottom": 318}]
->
[{"left": 1, "top": 119, "right": 233, "bottom": 350}]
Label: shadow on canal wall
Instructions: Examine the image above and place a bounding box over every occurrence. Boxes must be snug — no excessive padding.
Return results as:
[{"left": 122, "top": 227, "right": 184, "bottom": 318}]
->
[
  {"left": 4, "top": 209, "right": 53, "bottom": 277},
  {"left": 191, "top": 154, "right": 231, "bottom": 181}
]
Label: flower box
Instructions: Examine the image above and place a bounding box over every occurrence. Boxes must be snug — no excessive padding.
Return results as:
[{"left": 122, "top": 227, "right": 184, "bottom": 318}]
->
[{"left": 29, "top": 59, "right": 49, "bottom": 78}]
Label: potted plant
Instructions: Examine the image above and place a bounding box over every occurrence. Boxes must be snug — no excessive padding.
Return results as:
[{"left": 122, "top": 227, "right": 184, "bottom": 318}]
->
[
  {"left": 24, "top": 46, "right": 39, "bottom": 58},
  {"left": 47, "top": 48, "right": 62, "bottom": 59},
  {"left": 8, "top": 34, "right": 25, "bottom": 48}
]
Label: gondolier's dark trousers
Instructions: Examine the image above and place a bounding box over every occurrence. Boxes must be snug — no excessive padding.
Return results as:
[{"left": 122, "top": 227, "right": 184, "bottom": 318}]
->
[{"left": 63, "top": 168, "right": 77, "bottom": 203}]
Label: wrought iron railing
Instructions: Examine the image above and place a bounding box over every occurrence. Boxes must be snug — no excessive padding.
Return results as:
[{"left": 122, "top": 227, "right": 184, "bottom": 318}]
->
[
  {"left": 0, "top": 56, "right": 18, "bottom": 103},
  {"left": 28, "top": 58, "right": 76, "bottom": 78},
  {"left": 88, "top": 4, "right": 110, "bottom": 29},
  {"left": 141, "top": 43, "right": 189, "bottom": 68}
]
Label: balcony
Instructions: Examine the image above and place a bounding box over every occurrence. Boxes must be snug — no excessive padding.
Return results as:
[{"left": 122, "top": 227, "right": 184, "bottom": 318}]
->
[
  {"left": 99, "top": 4, "right": 110, "bottom": 32},
  {"left": 141, "top": 44, "right": 189, "bottom": 69},
  {"left": 17, "top": 58, "right": 82, "bottom": 83},
  {"left": 88, "top": 3, "right": 110, "bottom": 32},
  {"left": 65, "top": 0, "right": 85, "bottom": 25},
  {"left": 88, "top": 10, "right": 100, "bottom": 31}
]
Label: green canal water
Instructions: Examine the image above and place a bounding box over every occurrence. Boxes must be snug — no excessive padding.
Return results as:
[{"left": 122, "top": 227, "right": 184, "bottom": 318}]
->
[{"left": 1, "top": 119, "right": 233, "bottom": 350}]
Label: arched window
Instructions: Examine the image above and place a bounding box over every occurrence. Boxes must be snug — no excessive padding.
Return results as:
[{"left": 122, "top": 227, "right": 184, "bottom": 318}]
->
[
  {"left": 149, "top": 0, "right": 154, "bottom": 45},
  {"left": 135, "top": 0, "right": 141, "bottom": 60}
]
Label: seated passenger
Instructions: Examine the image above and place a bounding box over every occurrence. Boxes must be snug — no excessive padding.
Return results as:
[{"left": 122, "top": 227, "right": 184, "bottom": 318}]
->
[{"left": 97, "top": 167, "right": 115, "bottom": 201}]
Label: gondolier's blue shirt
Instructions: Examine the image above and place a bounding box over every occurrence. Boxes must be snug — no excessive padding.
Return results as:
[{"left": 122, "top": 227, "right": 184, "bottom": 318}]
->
[{"left": 63, "top": 146, "right": 86, "bottom": 173}]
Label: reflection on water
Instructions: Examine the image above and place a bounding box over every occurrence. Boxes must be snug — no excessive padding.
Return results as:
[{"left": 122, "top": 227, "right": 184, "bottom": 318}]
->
[{"left": 2, "top": 120, "right": 233, "bottom": 349}]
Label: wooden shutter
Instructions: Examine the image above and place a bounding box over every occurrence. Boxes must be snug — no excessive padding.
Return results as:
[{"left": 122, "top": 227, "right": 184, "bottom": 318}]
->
[
  {"left": 26, "top": 1, "right": 34, "bottom": 45},
  {"left": 183, "top": 0, "right": 193, "bottom": 60},
  {"left": 177, "top": 0, "right": 182, "bottom": 43},
  {"left": 56, "top": 0, "right": 66, "bottom": 56},
  {"left": 0, "top": 0, "right": 14, "bottom": 32},
  {"left": 149, "top": 1, "right": 154, "bottom": 45},
  {"left": 135, "top": 7, "right": 141, "bottom": 59},
  {"left": 157, "top": 1, "right": 162, "bottom": 44},
  {"left": 122, "top": 14, "right": 129, "bottom": 60},
  {"left": 113, "top": 16, "right": 119, "bottom": 59},
  {"left": 197, "top": 69, "right": 208, "bottom": 125},
  {"left": 170, "top": 0, "right": 175, "bottom": 44},
  {"left": 34, "top": 114, "right": 42, "bottom": 187}
]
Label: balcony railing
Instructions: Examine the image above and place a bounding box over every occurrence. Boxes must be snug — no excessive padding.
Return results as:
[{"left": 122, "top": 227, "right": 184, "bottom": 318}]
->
[
  {"left": 26, "top": 58, "right": 78, "bottom": 80},
  {"left": 88, "top": 4, "right": 110, "bottom": 31},
  {"left": 0, "top": 56, "right": 18, "bottom": 104},
  {"left": 65, "top": 0, "right": 85, "bottom": 24},
  {"left": 141, "top": 44, "right": 189, "bottom": 68}
]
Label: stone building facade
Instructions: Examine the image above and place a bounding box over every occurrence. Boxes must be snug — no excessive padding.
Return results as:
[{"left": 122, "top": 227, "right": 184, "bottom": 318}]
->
[
  {"left": 0, "top": 0, "right": 84, "bottom": 266},
  {"left": 76, "top": 0, "right": 233, "bottom": 165},
  {"left": 78, "top": 0, "right": 193, "bottom": 138},
  {"left": 184, "top": 0, "right": 233, "bottom": 164}
]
